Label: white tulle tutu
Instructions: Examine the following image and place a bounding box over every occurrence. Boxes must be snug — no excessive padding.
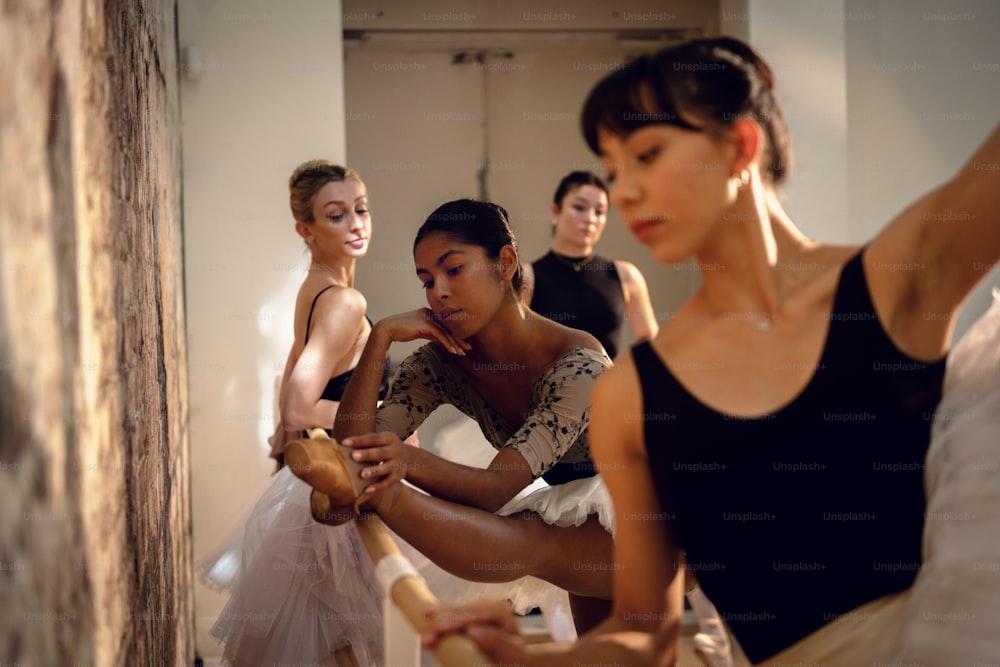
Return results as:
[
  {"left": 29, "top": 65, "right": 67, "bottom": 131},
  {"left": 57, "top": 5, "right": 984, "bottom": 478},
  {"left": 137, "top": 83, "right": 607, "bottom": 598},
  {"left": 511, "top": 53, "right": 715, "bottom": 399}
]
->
[
  {"left": 895, "top": 289, "right": 1000, "bottom": 663},
  {"left": 198, "top": 467, "right": 388, "bottom": 666},
  {"left": 498, "top": 473, "right": 616, "bottom": 532},
  {"left": 197, "top": 469, "right": 617, "bottom": 663}
]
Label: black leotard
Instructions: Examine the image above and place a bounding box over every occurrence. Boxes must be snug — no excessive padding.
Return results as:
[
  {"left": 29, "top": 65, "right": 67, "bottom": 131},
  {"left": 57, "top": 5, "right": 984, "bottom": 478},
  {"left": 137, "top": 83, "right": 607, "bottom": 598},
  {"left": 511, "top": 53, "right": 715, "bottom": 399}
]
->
[
  {"left": 530, "top": 251, "right": 626, "bottom": 359},
  {"left": 304, "top": 285, "right": 390, "bottom": 402},
  {"left": 632, "top": 248, "right": 946, "bottom": 662}
]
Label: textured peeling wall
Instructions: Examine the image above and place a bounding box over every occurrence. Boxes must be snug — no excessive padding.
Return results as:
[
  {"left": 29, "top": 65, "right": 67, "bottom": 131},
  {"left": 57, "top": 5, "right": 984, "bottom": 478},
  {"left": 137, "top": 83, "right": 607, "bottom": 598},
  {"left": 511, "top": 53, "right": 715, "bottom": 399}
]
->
[{"left": 0, "top": 1, "right": 192, "bottom": 664}]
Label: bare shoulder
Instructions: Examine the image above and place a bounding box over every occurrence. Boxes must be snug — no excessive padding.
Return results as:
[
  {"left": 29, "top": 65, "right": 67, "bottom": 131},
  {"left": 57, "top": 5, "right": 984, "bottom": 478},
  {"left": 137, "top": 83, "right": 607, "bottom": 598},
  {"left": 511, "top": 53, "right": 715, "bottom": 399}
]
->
[
  {"left": 310, "top": 284, "right": 367, "bottom": 338},
  {"left": 614, "top": 259, "right": 646, "bottom": 285},
  {"left": 596, "top": 348, "right": 638, "bottom": 386},
  {"left": 534, "top": 311, "right": 607, "bottom": 358},
  {"left": 592, "top": 353, "right": 640, "bottom": 408},
  {"left": 789, "top": 243, "right": 861, "bottom": 299},
  {"left": 562, "top": 322, "right": 606, "bottom": 358},
  {"left": 316, "top": 284, "right": 367, "bottom": 313}
]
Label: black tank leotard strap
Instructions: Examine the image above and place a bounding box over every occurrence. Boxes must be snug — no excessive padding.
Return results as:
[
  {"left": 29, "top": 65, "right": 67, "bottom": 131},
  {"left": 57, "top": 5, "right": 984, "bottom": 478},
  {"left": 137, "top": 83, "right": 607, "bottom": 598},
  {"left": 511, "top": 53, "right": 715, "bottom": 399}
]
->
[
  {"left": 632, "top": 248, "right": 946, "bottom": 662},
  {"left": 530, "top": 252, "right": 625, "bottom": 358},
  {"left": 304, "top": 285, "right": 390, "bottom": 403}
]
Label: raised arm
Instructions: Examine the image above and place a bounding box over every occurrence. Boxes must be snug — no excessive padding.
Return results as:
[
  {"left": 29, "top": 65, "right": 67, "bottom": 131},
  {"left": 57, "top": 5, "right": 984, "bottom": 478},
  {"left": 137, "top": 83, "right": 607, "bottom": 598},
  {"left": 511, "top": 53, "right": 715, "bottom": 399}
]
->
[
  {"left": 281, "top": 287, "right": 366, "bottom": 430},
  {"left": 867, "top": 122, "right": 1000, "bottom": 358},
  {"left": 616, "top": 260, "right": 660, "bottom": 344}
]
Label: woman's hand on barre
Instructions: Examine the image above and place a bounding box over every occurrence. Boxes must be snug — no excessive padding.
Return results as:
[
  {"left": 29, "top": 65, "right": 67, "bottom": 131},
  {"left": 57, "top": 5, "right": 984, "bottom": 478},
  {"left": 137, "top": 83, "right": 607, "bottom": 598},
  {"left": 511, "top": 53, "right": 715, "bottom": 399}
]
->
[
  {"left": 421, "top": 599, "right": 527, "bottom": 665},
  {"left": 342, "top": 432, "right": 415, "bottom": 495}
]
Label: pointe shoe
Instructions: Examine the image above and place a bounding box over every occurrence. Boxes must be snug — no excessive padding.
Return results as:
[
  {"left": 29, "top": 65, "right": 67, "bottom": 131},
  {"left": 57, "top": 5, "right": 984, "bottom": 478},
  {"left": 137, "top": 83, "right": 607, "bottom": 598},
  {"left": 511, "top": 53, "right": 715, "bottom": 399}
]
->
[
  {"left": 308, "top": 487, "right": 358, "bottom": 526},
  {"left": 284, "top": 435, "right": 361, "bottom": 526}
]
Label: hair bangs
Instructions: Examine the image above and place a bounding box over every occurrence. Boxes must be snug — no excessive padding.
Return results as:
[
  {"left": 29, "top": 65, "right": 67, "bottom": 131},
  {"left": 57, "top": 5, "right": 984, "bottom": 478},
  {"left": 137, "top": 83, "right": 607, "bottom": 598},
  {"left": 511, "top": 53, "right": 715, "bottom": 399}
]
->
[{"left": 582, "top": 52, "right": 699, "bottom": 155}]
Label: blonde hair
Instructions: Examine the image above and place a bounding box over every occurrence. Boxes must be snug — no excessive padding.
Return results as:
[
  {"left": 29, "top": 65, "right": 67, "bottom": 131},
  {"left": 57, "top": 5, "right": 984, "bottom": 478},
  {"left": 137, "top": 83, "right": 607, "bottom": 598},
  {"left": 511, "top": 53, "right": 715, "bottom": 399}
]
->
[{"left": 288, "top": 160, "right": 362, "bottom": 223}]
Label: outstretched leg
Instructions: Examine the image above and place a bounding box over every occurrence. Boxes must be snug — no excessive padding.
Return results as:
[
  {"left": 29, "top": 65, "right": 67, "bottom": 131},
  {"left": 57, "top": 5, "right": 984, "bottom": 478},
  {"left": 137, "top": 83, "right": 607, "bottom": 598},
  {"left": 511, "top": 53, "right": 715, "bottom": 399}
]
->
[
  {"left": 370, "top": 483, "right": 614, "bottom": 600},
  {"left": 288, "top": 433, "right": 614, "bottom": 599}
]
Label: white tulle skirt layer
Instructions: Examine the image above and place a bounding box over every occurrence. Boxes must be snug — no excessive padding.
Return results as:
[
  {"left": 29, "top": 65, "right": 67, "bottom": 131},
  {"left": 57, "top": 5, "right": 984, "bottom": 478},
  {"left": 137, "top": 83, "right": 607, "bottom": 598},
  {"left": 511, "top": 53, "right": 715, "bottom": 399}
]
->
[
  {"left": 498, "top": 473, "right": 616, "bottom": 532},
  {"left": 198, "top": 468, "right": 388, "bottom": 666},
  {"left": 898, "top": 289, "right": 1000, "bottom": 663},
  {"left": 197, "top": 471, "right": 616, "bottom": 664}
]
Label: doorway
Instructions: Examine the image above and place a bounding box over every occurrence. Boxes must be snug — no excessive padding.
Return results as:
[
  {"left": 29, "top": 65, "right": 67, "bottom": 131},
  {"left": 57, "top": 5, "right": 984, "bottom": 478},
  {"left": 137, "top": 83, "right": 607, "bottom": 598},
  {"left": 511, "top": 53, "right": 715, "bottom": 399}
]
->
[
  {"left": 344, "top": 32, "right": 700, "bottom": 344},
  {"left": 342, "top": 30, "right": 702, "bottom": 465}
]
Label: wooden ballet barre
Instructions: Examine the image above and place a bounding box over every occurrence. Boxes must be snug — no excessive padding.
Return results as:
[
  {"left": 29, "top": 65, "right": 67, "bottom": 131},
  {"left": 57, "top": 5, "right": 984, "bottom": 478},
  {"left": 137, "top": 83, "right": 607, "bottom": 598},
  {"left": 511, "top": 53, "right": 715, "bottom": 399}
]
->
[{"left": 305, "top": 428, "right": 489, "bottom": 667}]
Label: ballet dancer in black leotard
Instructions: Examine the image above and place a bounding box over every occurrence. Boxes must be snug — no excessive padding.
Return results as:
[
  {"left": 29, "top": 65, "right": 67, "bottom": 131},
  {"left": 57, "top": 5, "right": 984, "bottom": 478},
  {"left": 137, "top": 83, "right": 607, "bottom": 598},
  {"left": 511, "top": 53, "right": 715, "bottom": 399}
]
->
[
  {"left": 268, "top": 161, "right": 387, "bottom": 466},
  {"left": 526, "top": 171, "right": 658, "bottom": 359},
  {"left": 204, "top": 161, "right": 394, "bottom": 667},
  {"left": 422, "top": 36, "right": 1000, "bottom": 666},
  {"left": 296, "top": 286, "right": 389, "bottom": 431}
]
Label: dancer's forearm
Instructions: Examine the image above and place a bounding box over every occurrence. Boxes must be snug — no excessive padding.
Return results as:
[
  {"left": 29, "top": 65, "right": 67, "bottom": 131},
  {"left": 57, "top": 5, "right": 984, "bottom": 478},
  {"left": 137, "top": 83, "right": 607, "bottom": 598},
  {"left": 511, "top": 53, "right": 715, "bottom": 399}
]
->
[
  {"left": 423, "top": 601, "right": 671, "bottom": 666},
  {"left": 525, "top": 610, "right": 678, "bottom": 666},
  {"left": 332, "top": 325, "right": 392, "bottom": 440},
  {"left": 402, "top": 446, "right": 530, "bottom": 512}
]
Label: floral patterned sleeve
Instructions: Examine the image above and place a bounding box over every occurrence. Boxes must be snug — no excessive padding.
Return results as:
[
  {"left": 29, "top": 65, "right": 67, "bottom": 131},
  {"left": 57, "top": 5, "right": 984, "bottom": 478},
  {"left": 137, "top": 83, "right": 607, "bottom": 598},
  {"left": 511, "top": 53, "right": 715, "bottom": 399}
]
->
[
  {"left": 374, "top": 345, "right": 446, "bottom": 439},
  {"left": 506, "top": 348, "right": 612, "bottom": 479}
]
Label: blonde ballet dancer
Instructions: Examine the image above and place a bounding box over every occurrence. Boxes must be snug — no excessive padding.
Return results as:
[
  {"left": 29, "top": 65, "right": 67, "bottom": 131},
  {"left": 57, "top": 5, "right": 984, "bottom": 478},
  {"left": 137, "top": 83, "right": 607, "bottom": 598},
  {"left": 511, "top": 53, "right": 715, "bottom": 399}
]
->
[{"left": 200, "top": 161, "right": 394, "bottom": 666}]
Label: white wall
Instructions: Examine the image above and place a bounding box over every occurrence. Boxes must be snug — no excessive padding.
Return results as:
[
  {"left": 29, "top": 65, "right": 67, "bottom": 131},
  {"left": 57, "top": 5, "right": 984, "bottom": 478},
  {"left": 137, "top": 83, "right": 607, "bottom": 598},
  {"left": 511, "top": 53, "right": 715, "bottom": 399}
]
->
[
  {"left": 844, "top": 0, "right": 1000, "bottom": 336},
  {"left": 724, "top": 0, "right": 999, "bottom": 337},
  {"left": 177, "top": 0, "right": 346, "bottom": 657},
  {"left": 339, "top": 0, "right": 718, "bottom": 350},
  {"left": 736, "top": 0, "right": 998, "bottom": 334},
  {"left": 745, "top": 0, "right": 850, "bottom": 242}
]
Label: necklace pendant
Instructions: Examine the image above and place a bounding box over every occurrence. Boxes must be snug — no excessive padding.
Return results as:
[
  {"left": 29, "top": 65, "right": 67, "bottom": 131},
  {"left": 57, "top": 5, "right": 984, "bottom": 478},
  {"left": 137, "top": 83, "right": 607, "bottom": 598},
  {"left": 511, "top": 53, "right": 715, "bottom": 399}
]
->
[
  {"left": 755, "top": 319, "right": 772, "bottom": 332},
  {"left": 553, "top": 251, "right": 593, "bottom": 272}
]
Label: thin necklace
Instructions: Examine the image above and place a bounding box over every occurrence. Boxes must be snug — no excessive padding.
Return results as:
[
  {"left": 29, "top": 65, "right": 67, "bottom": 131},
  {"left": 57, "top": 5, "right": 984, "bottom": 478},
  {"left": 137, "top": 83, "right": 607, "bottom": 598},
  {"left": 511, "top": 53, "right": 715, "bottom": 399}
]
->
[
  {"left": 698, "top": 294, "right": 774, "bottom": 332},
  {"left": 551, "top": 250, "right": 594, "bottom": 272},
  {"left": 699, "top": 240, "right": 810, "bottom": 334}
]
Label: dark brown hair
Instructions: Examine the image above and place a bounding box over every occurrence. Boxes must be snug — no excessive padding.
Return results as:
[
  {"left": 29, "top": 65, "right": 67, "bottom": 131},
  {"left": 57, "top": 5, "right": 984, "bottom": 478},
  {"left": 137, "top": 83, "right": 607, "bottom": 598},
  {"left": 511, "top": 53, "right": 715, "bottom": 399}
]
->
[
  {"left": 415, "top": 199, "right": 525, "bottom": 294},
  {"left": 552, "top": 170, "right": 609, "bottom": 208},
  {"left": 581, "top": 37, "right": 792, "bottom": 185}
]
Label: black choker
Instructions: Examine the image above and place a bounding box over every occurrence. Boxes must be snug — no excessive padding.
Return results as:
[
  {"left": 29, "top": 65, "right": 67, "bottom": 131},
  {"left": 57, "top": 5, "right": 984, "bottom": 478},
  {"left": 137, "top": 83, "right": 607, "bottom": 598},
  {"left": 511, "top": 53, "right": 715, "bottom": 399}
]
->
[{"left": 552, "top": 251, "right": 594, "bottom": 272}]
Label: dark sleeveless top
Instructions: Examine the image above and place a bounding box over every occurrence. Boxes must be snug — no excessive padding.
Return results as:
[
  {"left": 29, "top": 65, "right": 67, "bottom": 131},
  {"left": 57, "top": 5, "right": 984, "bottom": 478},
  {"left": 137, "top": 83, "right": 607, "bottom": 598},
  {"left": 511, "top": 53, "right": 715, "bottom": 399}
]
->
[
  {"left": 530, "top": 251, "right": 626, "bottom": 358},
  {"left": 305, "top": 285, "right": 390, "bottom": 403},
  {"left": 632, "top": 249, "right": 946, "bottom": 662}
]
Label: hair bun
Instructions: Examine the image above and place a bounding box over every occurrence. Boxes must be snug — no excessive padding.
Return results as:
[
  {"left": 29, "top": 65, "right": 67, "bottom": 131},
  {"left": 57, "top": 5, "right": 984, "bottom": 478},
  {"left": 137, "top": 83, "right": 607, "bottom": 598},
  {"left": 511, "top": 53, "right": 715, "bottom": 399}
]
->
[{"left": 712, "top": 37, "right": 775, "bottom": 92}]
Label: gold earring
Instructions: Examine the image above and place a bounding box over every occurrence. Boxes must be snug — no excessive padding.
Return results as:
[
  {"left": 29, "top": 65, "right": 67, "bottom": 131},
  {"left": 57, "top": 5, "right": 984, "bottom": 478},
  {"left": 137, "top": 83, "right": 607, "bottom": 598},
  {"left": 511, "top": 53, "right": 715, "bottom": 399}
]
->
[{"left": 730, "top": 170, "right": 750, "bottom": 190}]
